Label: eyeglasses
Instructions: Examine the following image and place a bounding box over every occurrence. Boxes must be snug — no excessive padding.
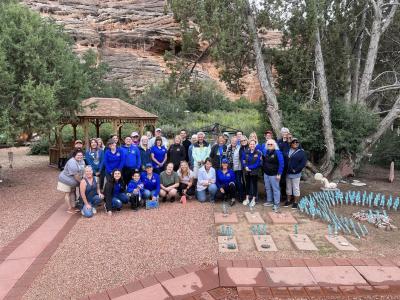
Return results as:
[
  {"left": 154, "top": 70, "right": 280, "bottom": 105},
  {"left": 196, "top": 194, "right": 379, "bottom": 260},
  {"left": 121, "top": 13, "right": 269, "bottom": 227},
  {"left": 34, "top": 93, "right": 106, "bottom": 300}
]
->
[{"left": 267, "top": 144, "right": 274, "bottom": 146}]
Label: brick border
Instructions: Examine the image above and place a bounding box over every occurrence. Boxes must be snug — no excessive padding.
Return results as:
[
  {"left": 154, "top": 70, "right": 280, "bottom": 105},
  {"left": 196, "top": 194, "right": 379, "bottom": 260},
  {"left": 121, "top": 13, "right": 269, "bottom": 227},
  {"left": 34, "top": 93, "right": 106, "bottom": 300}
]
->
[
  {"left": 0, "top": 198, "right": 64, "bottom": 263},
  {"left": 83, "top": 257, "right": 400, "bottom": 300}
]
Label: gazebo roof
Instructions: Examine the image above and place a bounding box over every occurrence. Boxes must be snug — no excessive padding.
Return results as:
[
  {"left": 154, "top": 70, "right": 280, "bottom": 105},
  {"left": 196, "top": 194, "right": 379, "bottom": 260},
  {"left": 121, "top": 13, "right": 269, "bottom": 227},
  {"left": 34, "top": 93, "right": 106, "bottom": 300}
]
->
[{"left": 77, "top": 97, "right": 158, "bottom": 120}]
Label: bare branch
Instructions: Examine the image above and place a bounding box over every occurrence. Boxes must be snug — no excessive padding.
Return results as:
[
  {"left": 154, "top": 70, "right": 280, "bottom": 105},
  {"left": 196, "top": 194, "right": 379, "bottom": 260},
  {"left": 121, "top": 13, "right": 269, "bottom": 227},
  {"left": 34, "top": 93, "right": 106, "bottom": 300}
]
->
[
  {"left": 371, "top": 70, "right": 400, "bottom": 82},
  {"left": 381, "top": 1, "right": 398, "bottom": 33},
  {"left": 368, "top": 83, "right": 400, "bottom": 96}
]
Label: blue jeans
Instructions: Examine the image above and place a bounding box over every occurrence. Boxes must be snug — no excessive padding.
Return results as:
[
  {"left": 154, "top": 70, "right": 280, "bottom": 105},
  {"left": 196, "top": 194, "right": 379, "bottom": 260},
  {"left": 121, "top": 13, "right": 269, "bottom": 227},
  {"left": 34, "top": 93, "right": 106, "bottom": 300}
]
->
[
  {"left": 88, "top": 195, "right": 101, "bottom": 207},
  {"left": 196, "top": 184, "right": 218, "bottom": 202},
  {"left": 142, "top": 189, "right": 158, "bottom": 200},
  {"left": 264, "top": 174, "right": 281, "bottom": 206},
  {"left": 112, "top": 193, "right": 129, "bottom": 209}
]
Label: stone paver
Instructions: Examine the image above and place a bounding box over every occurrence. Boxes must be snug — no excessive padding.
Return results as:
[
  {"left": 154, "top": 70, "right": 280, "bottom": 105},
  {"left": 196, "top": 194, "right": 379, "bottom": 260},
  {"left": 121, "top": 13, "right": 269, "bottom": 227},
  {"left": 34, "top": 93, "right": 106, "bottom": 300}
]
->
[
  {"left": 309, "top": 266, "right": 368, "bottom": 286},
  {"left": 253, "top": 235, "right": 277, "bottom": 252},
  {"left": 244, "top": 212, "right": 265, "bottom": 224},
  {"left": 289, "top": 234, "right": 318, "bottom": 251},
  {"left": 219, "top": 267, "right": 267, "bottom": 287},
  {"left": 325, "top": 235, "right": 358, "bottom": 251},
  {"left": 114, "top": 283, "right": 170, "bottom": 300},
  {"left": 214, "top": 213, "right": 238, "bottom": 224},
  {"left": 264, "top": 267, "right": 318, "bottom": 287},
  {"left": 217, "top": 236, "right": 238, "bottom": 253},
  {"left": 355, "top": 266, "right": 400, "bottom": 286},
  {"left": 267, "top": 212, "right": 297, "bottom": 224}
]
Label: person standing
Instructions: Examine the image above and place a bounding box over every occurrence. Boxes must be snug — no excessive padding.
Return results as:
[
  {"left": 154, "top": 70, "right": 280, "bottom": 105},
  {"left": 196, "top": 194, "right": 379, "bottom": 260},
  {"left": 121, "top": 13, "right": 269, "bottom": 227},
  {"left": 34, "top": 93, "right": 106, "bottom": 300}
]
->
[
  {"left": 168, "top": 135, "right": 186, "bottom": 171},
  {"left": 192, "top": 132, "right": 210, "bottom": 177},
  {"left": 103, "top": 140, "right": 125, "bottom": 182},
  {"left": 122, "top": 136, "right": 141, "bottom": 184},
  {"left": 130, "top": 131, "right": 140, "bottom": 146},
  {"left": 227, "top": 136, "right": 245, "bottom": 201},
  {"left": 216, "top": 158, "right": 236, "bottom": 205},
  {"left": 241, "top": 140, "right": 261, "bottom": 207},
  {"left": 149, "top": 128, "right": 169, "bottom": 148},
  {"left": 150, "top": 137, "right": 168, "bottom": 174},
  {"left": 286, "top": 138, "right": 307, "bottom": 209},
  {"left": 188, "top": 134, "right": 198, "bottom": 169},
  {"left": 196, "top": 158, "right": 218, "bottom": 202},
  {"left": 139, "top": 135, "right": 151, "bottom": 171},
  {"left": 210, "top": 134, "right": 228, "bottom": 170},
  {"left": 180, "top": 129, "right": 191, "bottom": 162},
  {"left": 277, "top": 127, "right": 290, "bottom": 205},
  {"left": 262, "top": 139, "right": 284, "bottom": 212},
  {"left": 85, "top": 138, "right": 104, "bottom": 180}
]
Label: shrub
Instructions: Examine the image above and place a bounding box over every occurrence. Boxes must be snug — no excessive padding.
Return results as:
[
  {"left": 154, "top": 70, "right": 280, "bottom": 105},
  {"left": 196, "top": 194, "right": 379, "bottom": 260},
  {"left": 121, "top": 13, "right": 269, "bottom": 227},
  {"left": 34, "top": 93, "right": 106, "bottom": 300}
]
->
[{"left": 29, "top": 137, "right": 50, "bottom": 155}]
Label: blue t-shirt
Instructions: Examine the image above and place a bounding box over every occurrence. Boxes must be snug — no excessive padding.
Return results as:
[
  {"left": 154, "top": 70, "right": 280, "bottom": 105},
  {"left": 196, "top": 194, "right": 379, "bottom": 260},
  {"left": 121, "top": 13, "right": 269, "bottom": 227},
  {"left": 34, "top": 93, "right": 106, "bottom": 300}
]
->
[{"left": 150, "top": 145, "right": 167, "bottom": 168}]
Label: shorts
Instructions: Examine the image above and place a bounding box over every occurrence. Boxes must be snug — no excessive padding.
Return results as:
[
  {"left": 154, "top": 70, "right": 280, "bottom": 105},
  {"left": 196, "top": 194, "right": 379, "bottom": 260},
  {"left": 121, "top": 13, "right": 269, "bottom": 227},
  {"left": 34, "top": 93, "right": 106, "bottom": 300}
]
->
[{"left": 57, "top": 181, "right": 74, "bottom": 193}]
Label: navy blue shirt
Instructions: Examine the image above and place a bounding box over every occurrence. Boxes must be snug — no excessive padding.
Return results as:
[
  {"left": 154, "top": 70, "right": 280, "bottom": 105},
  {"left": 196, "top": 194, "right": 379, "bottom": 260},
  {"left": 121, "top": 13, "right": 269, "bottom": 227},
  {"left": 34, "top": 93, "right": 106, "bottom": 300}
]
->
[{"left": 150, "top": 145, "right": 167, "bottom": 168}]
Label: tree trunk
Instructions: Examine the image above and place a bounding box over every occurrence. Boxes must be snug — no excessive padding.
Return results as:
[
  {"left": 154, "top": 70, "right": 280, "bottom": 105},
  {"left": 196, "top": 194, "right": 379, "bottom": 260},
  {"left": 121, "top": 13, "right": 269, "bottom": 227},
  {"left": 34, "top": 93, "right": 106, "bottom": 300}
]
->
[
  {"left": 343, "top": 33, "right": 352, "bottom": 104},
  {"left": 314, "top": 27, "right": 335, "bottom": 176},
  {"left": 354, "top": 93, "right": 400, "bottom": 168},
  {"left": 246, "top": 2, "right": 282, "bottom": 136}
]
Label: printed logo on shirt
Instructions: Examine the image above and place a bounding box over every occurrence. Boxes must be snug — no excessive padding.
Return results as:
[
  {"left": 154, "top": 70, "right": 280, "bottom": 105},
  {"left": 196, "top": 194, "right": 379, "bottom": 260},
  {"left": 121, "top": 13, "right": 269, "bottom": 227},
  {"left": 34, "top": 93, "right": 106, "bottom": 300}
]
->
[
  {"left": 253, "top": 154, "right": 258, "bottom": 158},
  {"left": 227, "top": 174, "right": 230, "bottom": 177},
  {"left": 271, "top": 154, "right": 275, "bottom": 158},
  {"left": 152, "top": 179, "right": 156, "bottom": 183},
  {"left": 116, "top": 152, "right": 120, "bottom": 156}
]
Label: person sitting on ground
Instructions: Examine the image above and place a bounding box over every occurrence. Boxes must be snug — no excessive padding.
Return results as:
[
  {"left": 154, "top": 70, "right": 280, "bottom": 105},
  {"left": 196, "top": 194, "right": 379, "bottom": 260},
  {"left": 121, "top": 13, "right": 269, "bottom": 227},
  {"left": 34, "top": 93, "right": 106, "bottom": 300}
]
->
[
  {"left": 188, "top": 134, "right": 198, "bottom": 169},
  {"left": 126, "top": 171, "right": 144, "bottom": 210},
  {"left": 180, "top": 129, "right": 191, "bottom": 162},
  {"left": 149, "top": 128, "right": 169, "bottom": 148},
  {"left": 168, "top": 135, "right": 186, "bottom": 171},
  {"left": 286, "top": 138, "right": 307, "bottom": 209},
  {"left": 159, "top": 162, "right": 179, "bottom": 202},
  {"left": 85, "top": 138, "right": 104, "bottom": 179},
  {"left": 139, "top": 135, "right": 151, "bottom": 171},
  {"left": 196, "top": 158, "right": 217, "bottom": 203},
  {"left": 141, "top": 163, "right": 160, "bottom": 202},
  {"left": 79, "top": 166, "right": 104, "bottom": 218},
  {"left": 150, "top": 136, "right": 168, "bottom": 174},
  {"left": 177, "top": 160, "right": 195, "bottom": 199},
  {"left": 216, "top": 158, "right": 237, "bottom": 206},
  {"left": 242, "top": 140, "right": 262, "bottom": 207},
  {"left": 130, "top": 131, "right": 140, "bottom": 146},
  {"left": 104, "top": 169, "right": 129, "bottom": 215},
  {"left": 192, "top": 132, "right": 210, "bottom": 177},
  {"left": 104, "top": 139, "right": 125, "bottom": 182},
  {"left": 210, "top": 134, "right": 228, "bottom": 170},
  {"left": 122, "top": 136, "right": 141, "bottom": 184},
  {"left": 57, "top": 149, "right": 85, "bottom": 213},
  {"left": 262, "top": 139, "right": 284, "bottom": 213}
]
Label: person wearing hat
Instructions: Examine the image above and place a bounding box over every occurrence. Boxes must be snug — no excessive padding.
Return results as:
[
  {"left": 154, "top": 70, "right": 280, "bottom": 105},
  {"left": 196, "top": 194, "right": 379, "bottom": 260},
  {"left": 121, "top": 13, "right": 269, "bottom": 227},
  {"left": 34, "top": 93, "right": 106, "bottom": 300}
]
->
[
  {"left": 216, "top": 158, "right": 236, "bottom": 206},
  {"left": 140, "top": 163, "right": 160, "bottom": 201},
  {"left": 167, "top": 135, "right": 186, "bottom": 171},
  {"left": 59, "top": 139, "right": 84, "bottom": 170},
  {"left": 130, "top": 131, "right": 140, "bottom": 146},
  {"left": 210, "top": 134, "right": 227, "bottom": 170},
  {"left": 122, "top": 136, "right": 141, "bottom": 184},
  {"left": 262, "top": 139, "right": 284, "bottom": 212},
  {"left": 286, "top": 138, "right": 307, "bottom": 209},
  {"left": 150, "top": 136, "right": 168, "bottom": 174},
  {"left": 149, "top": 128, "right": 169, "bottom": 148},
  {"left": 196, "top": 158, "right": 218, "bottom": 202},
  {"left": 104, "top": 139, "right": 125, "bottom": 182}
]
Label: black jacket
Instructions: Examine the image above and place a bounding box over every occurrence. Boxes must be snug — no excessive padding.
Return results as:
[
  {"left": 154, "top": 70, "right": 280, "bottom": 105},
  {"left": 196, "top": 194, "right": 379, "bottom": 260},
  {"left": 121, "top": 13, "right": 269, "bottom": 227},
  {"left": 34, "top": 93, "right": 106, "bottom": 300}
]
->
[
  {"left": 104, "top": 179, "right": 126, "bottom": 211},
  {"left": 210, "top": 144, "right": 227, "bottom": 169},
  {"left": 168, "top": 144, "right": 186, "bottom": 170}
]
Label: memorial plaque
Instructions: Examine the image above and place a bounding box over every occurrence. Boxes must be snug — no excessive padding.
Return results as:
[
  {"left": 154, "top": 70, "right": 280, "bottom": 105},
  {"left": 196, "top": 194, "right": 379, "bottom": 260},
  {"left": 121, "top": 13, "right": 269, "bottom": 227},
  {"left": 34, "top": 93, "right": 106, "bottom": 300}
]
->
[
  {"left": 268, "top": 212, "right": 298, "bottom": 224},
  {"left": 245, "top": 212, "right": 265, "bottom": 224},
  {"left": 289, "top": 234, "right": 318, "bottom": 251},
  {"left": 253, "top": 235, "right": 277, "bottom": 252},
  {"left": 218, "top": 236, "right": 239, "bottom": 252},
  {"left": 325, "top": 235, "right": 358, "bottom": 251},
  {"left": 214, "top": 212, "right": 238, "bottom": 224}
]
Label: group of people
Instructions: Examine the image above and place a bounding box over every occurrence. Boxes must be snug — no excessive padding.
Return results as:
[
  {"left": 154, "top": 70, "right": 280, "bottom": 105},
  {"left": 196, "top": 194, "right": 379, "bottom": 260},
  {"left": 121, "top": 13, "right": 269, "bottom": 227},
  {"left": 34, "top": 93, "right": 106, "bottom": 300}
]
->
[{"left": 56, "top": 127, "right": 307, "bottom": 217}]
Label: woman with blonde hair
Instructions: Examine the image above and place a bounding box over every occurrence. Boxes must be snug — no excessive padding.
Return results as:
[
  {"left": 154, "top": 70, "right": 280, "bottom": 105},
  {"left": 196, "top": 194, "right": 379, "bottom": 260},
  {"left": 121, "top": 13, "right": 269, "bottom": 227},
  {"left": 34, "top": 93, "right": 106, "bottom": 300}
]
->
[
  {"left": 177, "top": 160, "right": 195, "bottom": 198},
  {"left": 249, "top": 131, "right": 262, "bottom": 152},
  {"left": 139, "top": 135, "right": 151, "bottom": 171}
]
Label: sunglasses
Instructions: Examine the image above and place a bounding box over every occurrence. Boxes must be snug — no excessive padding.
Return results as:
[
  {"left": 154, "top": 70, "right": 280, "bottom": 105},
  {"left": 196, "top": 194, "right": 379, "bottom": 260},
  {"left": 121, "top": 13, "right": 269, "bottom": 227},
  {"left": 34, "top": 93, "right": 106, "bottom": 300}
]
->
[{"left": 267, "top": 144, "right": 274, "bottom": 146}]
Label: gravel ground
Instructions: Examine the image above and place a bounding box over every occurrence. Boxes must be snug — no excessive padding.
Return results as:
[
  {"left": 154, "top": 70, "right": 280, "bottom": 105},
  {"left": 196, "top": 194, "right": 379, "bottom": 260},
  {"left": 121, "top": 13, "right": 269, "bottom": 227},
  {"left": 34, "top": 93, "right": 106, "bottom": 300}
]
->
[{"left": 0, "top": 147, "right": 61, "bottom": 247}]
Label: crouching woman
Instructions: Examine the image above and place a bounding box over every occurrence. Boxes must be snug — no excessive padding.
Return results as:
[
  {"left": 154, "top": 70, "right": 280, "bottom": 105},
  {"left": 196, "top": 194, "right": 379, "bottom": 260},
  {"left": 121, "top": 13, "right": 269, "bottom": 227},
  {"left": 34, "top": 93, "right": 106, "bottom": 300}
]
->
[
  {"left": 79, "top": 166, "right": 104, "bottom": 217},
  {"left": 104, "top": 169, "right": 129, "bottom": 216}
]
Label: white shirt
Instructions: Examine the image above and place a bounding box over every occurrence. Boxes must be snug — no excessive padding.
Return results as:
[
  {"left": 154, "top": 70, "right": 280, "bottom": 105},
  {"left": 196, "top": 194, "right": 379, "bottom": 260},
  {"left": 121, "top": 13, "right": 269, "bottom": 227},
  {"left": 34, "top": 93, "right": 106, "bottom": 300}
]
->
[{"left": 196, "top": 166, "right": 216, "bottom": 191}]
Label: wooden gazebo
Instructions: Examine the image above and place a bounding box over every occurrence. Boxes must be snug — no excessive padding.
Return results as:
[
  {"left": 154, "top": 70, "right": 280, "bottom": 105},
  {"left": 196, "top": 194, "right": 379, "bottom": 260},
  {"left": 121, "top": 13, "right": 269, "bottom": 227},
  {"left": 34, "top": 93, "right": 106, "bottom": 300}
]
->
[{"left": 49, "top": 97, "right": 158, "bottom": 167}]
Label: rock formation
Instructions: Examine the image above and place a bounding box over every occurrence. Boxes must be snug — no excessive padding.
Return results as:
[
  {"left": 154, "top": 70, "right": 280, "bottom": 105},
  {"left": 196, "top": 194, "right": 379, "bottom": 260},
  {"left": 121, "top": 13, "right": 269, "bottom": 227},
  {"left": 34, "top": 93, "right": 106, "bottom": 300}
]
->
[{"left": 22, "top": 0, "right": 282, "bottom": 100}]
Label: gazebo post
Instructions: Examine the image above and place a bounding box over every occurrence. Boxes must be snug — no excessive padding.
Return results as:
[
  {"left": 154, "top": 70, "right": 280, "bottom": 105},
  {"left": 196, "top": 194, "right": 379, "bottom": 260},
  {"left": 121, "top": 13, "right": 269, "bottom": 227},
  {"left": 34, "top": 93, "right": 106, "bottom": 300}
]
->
[
  {"left": 83, "top": 119, "right": 89, "bottom": 149},
  {"left": 139, "top": 121, "right": 144, "bottom": 136},
  {"left": 118, "top": 124, "right": 122, "bottom": 141},
  {"left": 95, "top": 119, "right": 100, "bottom": 138},
  {"left": 72, "top": 124, "right": 77, "bottom": 141}
]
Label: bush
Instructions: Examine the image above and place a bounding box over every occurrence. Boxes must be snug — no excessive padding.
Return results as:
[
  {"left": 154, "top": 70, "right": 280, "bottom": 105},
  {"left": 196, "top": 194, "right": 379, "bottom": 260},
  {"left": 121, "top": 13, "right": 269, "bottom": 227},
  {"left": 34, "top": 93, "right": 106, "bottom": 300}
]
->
[
  {"left": 29, "top": 137, "right": 50, "bottom": 155},
  {"left": 371, "top": 129, "right": 400, "bottom": 168}
]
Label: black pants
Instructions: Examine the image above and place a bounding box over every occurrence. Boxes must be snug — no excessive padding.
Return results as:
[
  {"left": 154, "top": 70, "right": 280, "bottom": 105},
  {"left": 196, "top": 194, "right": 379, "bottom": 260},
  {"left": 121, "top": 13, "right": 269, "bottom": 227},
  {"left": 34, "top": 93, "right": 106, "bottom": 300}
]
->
[
  {"left": 177, "top": 183, "right": 195, "bottom": 196},
  {"left": 246, "top": 174, "right": 258, "bottom": 198},
  {"left": 216, "top": 182, "right": 236, "bottom": 201},
  {"left": 280, "top": 171, "right": 287, "bottom": 201},
  {"left": 129, "top": 193, "right": 143, "bottom": 209}
]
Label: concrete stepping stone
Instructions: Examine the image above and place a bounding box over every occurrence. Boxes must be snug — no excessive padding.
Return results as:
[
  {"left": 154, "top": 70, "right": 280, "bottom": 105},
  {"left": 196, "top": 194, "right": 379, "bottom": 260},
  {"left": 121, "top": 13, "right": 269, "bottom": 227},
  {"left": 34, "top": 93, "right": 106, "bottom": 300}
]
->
[
  {"left": 114, "top": 283, "right": 171, "bottom": 300},
  {"left": 245, "top": 212, "right": 265, "bottom": 224},
  {"left": 355, "top": 266, "right": 400, "bottom": 286},
  {"left": 219, "top": 267, "right": 268, "bottom": 287},
  {"left": 218, "top": 236, "right": 238, "bottom": 253},
  {"left": 264, "top": 267, "right": 318, "bottom": 287},
  {"left": 214, "top": 212, "right": 238, "bottom": 224},
  {"left": 289, "top": 234, "right": 318, "bottom": 251},
  {"left": 267, "top": 212, "right": 298, "bottom": 224},
  {"left": 309, "top": 266, "right": 368, "bottom": 286},
  {"left": 325, "top": 235, "right": 358, "bottom": 251},
  {"left": 253, "top": 235, "right": 277, "bottom": 252}
]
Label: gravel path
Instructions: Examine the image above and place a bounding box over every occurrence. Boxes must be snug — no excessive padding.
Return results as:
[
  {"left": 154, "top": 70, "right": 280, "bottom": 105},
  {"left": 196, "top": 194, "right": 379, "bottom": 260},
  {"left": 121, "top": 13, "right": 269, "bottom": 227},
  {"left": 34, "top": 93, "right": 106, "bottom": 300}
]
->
[{"left": 0, "top": 147, "right": 61, "bottom": 248}]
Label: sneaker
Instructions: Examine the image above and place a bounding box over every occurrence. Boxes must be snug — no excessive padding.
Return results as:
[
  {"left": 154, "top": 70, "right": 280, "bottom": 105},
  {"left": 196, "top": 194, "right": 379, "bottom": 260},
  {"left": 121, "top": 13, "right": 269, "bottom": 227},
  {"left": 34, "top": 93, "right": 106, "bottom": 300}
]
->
[
  {"left": 263, "top": 202, "right": 273, "bottom": 207},
  {"left": 291, "top": 202, "right": 298, "bottom": 209},
  {"left": 249, "top": 199, "right": 256, "bottom": 207},
  {"left": 92, "top": 207, "right": 97, "bottom": 214},
  {"left": 273, "top": 205, "right": 280, "bottom": 213},
  {"left": 284, "top": 201, "right": 292, "bottom": 208},
  {"left": 230, "top": 199, "right": 236, "bottom": 206},
  {"left": 242, "top": 199, "right": 250, "bottom": 206},
  {"left": 103, "top": 203, "right": 108, "bottom": 213}
]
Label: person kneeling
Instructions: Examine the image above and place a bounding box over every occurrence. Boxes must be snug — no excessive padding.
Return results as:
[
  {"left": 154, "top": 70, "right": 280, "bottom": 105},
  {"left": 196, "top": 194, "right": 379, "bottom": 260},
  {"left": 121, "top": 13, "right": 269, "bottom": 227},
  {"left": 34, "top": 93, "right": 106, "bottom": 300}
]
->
[
  {"left": 104, "top": 169, "right": 129, "bottom": 216},
  {"left": 159, "top": 162, "right": 179, "bottom": 202},
  {"left": 127, "top": 172, "right": 144, "bottom": 210},
  {"left": 79, "top": 166, "right": 104, "bottom": 218},
  {"left": 140, "top": 163, "right": 160, "bottom": 202},
  {"left": 216, "top": 159, "right": 237, "bottom": 206},
  {"left": 196, "top": 158, "right": 217, "bottom": 203}
]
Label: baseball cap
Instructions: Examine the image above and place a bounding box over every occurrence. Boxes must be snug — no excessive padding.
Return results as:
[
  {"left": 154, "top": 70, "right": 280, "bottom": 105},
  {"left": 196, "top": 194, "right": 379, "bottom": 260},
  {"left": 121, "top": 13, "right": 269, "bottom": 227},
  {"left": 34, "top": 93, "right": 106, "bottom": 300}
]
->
[
  {"left": 291, "top": 138, "right": 299, "bottom": 143},
  {"left": 221, "top": 158, "right": 229, "bottom": 164},
  {"left": 155, "top": 128, "right": 162, "bottom": 132},
  {"left": 131, "top": 131, "right": 139, "bottom": 137},
  {"left": 74, "top": 139, "right": 83, "bottom": 145},
  {"left": 145, "top": 163, "right": 153, "bottom": 168}
]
